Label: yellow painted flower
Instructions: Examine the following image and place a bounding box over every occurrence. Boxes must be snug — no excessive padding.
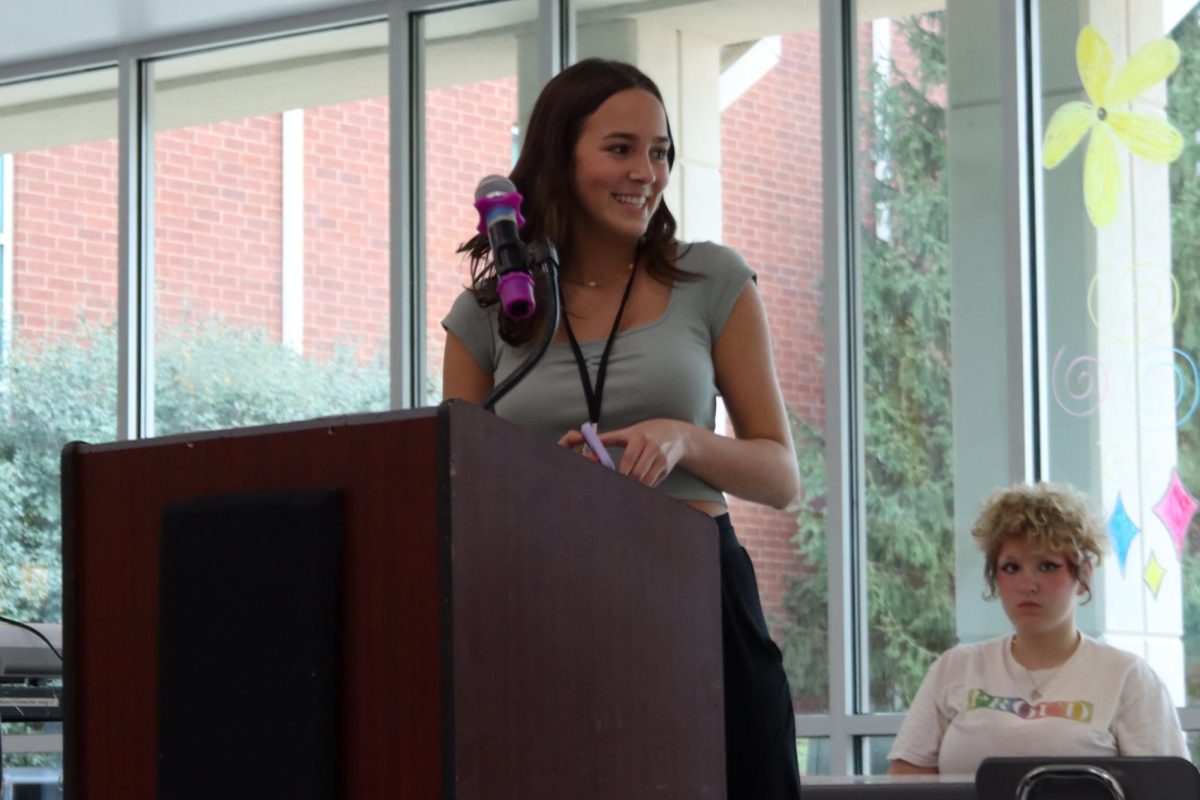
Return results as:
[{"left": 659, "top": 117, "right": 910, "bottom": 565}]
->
[{"left": 1042, "top": 25, "right": 1184, "bottom": 228}]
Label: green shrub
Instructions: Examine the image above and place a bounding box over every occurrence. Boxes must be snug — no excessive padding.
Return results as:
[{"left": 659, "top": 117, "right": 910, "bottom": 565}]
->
[{"left": 0, "top": 318, "right": 388, "bottom": 622}]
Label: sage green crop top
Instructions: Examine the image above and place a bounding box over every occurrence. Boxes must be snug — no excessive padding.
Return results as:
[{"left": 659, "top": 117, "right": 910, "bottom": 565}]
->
[{"left": 441, "top": 240, "right": 755, "bottom": 506}]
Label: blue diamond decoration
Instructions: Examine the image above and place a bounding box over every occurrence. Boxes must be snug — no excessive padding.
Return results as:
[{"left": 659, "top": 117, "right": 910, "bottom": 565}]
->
[{"left": 1108, "top": 493, "right": 1141, "bottom": 576}]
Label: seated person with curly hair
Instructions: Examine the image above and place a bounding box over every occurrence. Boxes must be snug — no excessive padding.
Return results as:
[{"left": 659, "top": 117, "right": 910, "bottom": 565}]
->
[{"left": 888, "top": 482, "right": 1188, "bottom": 776}]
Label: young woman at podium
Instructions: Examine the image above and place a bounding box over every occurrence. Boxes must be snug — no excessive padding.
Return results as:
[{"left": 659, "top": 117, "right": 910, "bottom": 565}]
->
[{"left": 442, "top": 58, "right": 803, "bottom": 799}]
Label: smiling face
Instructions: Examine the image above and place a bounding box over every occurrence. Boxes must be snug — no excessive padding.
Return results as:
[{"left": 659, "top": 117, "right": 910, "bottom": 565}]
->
[
  {"left": 569, "top": 88, "right": 671, "bottom": 248},
  {"left": 995, "top": 536, "right": 1089, "bottom": 638}
]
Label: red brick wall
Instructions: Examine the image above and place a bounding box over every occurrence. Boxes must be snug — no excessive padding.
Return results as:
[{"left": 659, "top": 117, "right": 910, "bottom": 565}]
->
[
  {"left": 12, "top": 143, "right": 119, "bottom": 338},
  {"left": 722, "top": 31, "right": 825, "bottom": 633},
  {"left": 422, "top": 78, "right": 519, "bottom": 399},
  {"left": 154, "top": 117, "right": 283, "bottom": 336},
  {"left": 304, "top": 101, "right": 390, "bottom": 360}
]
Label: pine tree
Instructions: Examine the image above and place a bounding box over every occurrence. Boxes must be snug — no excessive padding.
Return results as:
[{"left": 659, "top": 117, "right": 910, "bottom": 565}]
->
[
  {"left": 1169, "top": 7, "right": 1200, "bottom": 699},
  {"left": 781, "top": 13, "right": 956, "bottom": 711}
]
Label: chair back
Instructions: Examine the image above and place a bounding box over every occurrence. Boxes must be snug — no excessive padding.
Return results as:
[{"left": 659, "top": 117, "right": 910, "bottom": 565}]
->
[{"left": 976, "top": 757, "right": 1200, "bottom": 800}]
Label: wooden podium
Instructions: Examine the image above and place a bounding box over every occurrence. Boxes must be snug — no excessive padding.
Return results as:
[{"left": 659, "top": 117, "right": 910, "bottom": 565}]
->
[{"left": 61, "top": 400, "right": 725, "bottom": 798}]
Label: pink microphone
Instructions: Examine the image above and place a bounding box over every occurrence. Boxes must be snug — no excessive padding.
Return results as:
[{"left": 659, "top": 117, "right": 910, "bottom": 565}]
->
[{"left": 474, "top": 175, "right": 535, "bottom": 320}]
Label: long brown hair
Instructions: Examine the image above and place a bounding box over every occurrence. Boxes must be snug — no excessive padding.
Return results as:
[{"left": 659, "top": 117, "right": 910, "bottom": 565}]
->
[{"left": 458, "top": 58, "right": 695, "bottom": 345}]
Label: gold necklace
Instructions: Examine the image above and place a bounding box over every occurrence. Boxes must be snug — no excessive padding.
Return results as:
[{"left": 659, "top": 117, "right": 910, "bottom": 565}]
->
[
  {"left": 1011, "top": 632, "right": 1081, "bottom": 701},
  {"left": 565, "top": 262, "right": 634, "bottom": 288}
]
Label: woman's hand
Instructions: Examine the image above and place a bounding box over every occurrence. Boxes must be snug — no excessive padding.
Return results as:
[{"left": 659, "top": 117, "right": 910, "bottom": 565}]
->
[
  {"left": 557, "top": 429, "right": 601, "bottom": 464},
  {"left": 598, "top": 419, "right": 691, "bottom": 487},
  {"left": 558, "top": 420, "right": 692, "bottom": 486}
]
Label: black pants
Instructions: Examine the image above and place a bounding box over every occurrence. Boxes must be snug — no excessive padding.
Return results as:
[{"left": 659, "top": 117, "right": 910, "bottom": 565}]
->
[{"left": 716, "top": 513, "right": 803, "bottom": 800}]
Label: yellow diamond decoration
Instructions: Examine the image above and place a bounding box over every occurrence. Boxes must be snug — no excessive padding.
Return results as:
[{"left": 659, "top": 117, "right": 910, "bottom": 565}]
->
[{"left": 1143, "top": 550, "right": 1167, "bottom": 599}]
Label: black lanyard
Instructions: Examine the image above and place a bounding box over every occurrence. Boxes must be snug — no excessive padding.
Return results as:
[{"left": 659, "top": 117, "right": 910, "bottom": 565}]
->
[{"left": 561, "top": 267, "right": 637, "bottom": 425}]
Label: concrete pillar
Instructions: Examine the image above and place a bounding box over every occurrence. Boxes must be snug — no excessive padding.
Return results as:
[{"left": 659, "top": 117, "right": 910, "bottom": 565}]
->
[{"left": 946, "top": 0, "right": 1020, "bottom": 641}]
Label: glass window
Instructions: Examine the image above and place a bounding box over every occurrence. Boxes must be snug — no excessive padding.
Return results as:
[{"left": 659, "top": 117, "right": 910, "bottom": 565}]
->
[
  {"left": 0, "top": 152, "right": 7, "bottom": 219},
  {"left": 862, "top": 735, "right": 897, "bottom": 775},
  {"left": 799, "top": 736, "right": 832, "bottom": 776},
  {"left": 19, "top": 0, "right": 1200, "bottom": 776},
  {"left": 1175, "top": 4, "right": 1200, "bottom": 709},
  {"left": 419, "top": 0, "right": 540, "bottom": 405},
  {"left": 1036, "top": 0, "right": 1197, "bottom": 709},
  {"left": 0, "top": 68, "right": 120, "bottom": 626},
  {"left": 0, "top": 67, "right": 119, "bottom": 782},
  {"left": 149, "top": 23, "right": 390, "bottom": 436},
  {"left": 1, "top": 721, "right": 63, "bottom": 794},
  {"left": 575, "top": 0, "right": 829, "bottom": 731},
  {"left": 853, "top": 2, "right": 975, "bottom": 714}
]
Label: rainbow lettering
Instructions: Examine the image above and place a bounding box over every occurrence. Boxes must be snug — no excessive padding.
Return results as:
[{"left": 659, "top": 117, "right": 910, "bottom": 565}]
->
[{"left": 966, "top": 689, "right": 1093, "bottom": 723}]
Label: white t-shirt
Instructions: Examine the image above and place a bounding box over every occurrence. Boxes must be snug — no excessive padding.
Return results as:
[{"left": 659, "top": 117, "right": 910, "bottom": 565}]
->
[{"left": 888, "top": 635, "right": 1188, "bottom": 776}]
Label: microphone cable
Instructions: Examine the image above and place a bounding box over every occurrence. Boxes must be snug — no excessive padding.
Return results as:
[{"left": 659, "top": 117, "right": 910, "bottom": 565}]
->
[
  {"left": 483, "top": 238, "right": 561, "bottom": 411},
  {"left": 0, "top": 616, "right": 62, "bottom": 663}
]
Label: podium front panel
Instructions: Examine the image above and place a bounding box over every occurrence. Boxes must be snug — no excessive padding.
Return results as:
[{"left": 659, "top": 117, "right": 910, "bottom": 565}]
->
[
  {"left": 63, "top": 409, "right": 443, "bottom": 799},
  {"left": 441, "top": 402, "right": 725, "bottom": 798}
]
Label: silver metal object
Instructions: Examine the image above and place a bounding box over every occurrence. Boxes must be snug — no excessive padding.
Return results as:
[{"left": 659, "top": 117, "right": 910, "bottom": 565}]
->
[{"left": 1015, "top": 764, "right": 1126, "bottom": 800}]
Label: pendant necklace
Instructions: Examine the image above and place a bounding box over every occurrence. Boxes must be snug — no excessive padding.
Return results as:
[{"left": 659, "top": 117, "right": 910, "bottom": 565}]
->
[
  {"left": 566, "top": 262, "right": 635, "bottom": 289},
  {"left": 1011, "top": 631, "right": 1080, "bottom": 701}
]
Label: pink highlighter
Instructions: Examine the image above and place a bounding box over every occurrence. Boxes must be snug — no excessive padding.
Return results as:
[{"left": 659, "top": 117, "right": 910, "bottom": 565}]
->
[{"left": 580, "top": 422, "right": 615, "bottom": 470}]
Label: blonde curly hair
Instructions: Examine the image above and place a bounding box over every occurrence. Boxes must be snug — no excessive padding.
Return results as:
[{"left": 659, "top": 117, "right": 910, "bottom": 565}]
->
[{"left": 972, "top": 482, "right": 1107, "bottom": 602}]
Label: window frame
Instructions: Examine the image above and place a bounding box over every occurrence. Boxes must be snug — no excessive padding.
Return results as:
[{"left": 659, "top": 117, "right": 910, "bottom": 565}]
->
[
  {"left": 1, "top": 0, "right": 1194, "bottom": 774},
  {"left": 0, "top": 152, "right": 12, "bottom": 367}
]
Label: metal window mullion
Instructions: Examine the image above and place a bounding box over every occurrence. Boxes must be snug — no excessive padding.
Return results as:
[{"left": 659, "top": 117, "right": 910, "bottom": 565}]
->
[
  {"left": 820, "top": 0, "right": 863, "bottom": 776},
  {"left": 539, "top": 0, "right": 566, "bottom": 82},
  {"left": 793, "top": 713, "right": 905, "bottom": 740},
  {"left": 1024, "top": 0, "right": 1046, "bottom": 481},
  {"left": 1176, "top": 706, "right": 1200, "bottom": 730},
  {"left": 116, "top": 53, "right": 154, "bottom": 441},
  {"left": 843, "top": 713, "right": 904, "bottom": 737},
  {"left": 1001, "top": 0, "right": 1038, "bottom": 481},
  {"left": 391, "top": 4, "right": 423, "bottom": 409},
  {"left": 561, "top": 0, "right": 576, "bottom": 69},
  {"left": 794, "top": 711, "right": 907, "bottom": 744},
  {"left": 2, "top": 153, "right": 13, "bottom": 366},
  {"left": 0, "top": 734, "right": 62, "bottom": 755}
]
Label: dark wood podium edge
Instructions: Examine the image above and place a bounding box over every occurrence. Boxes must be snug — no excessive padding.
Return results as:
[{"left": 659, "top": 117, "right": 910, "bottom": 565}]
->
[
  {"left": 435, "top": 402, "right": 457, "bottom": 799},
  {"left": 59, "top": 406, "right": 439, "bottom": 797},
  {"left": 59, "top": 440, "right": 81, "bottom": 796},
  {"left": 64, "top": 407, "right": 435, "bottom": 458}
]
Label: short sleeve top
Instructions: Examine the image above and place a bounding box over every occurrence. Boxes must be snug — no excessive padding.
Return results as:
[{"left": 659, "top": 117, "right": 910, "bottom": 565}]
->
[{"left": 442, "top": 240, "right": 755, "bottom": 505}]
